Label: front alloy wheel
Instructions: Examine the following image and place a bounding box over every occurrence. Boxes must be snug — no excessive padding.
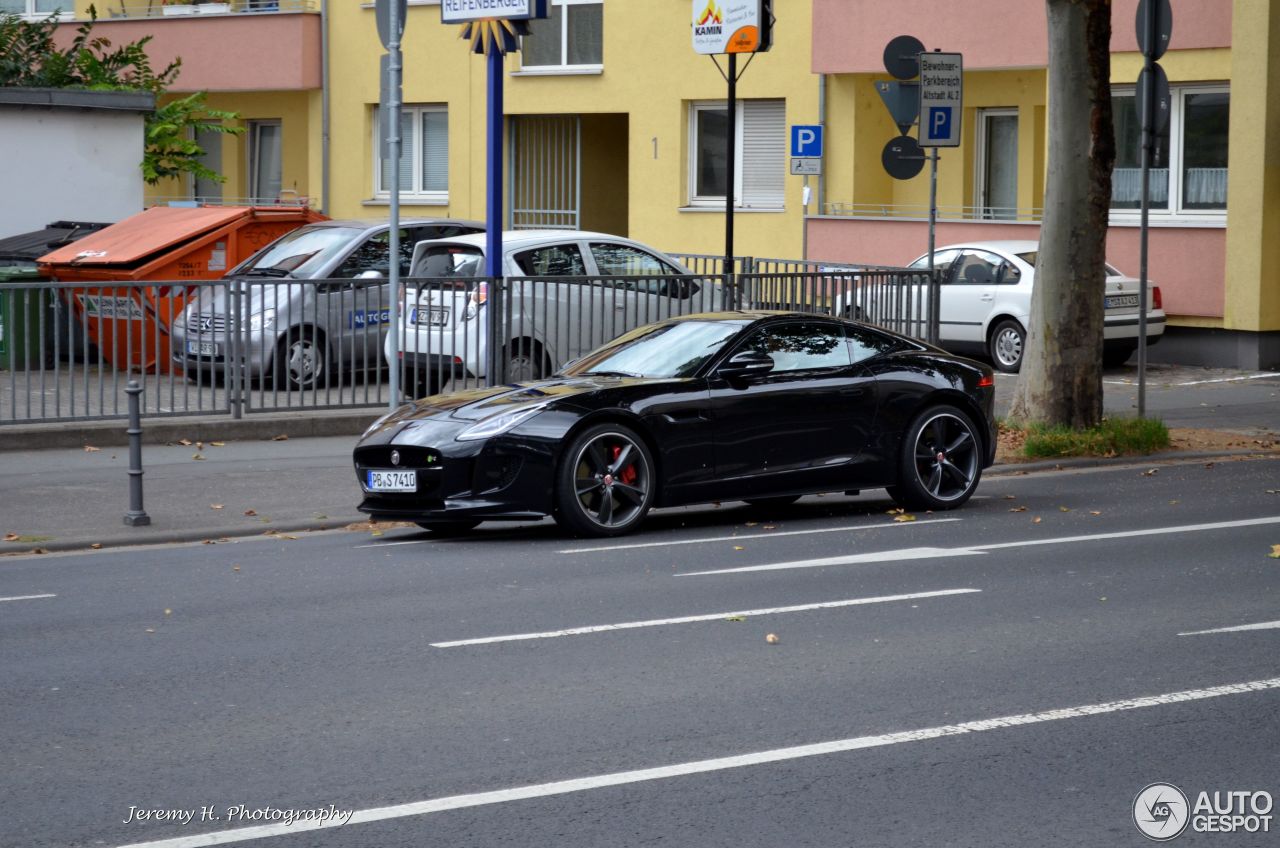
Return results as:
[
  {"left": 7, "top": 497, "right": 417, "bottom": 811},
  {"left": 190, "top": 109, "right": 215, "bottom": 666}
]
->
[
  {"left": 555, "top": 424, "right": 655, "bottom": 537},
  {"left": 888, "top": 405, "right": 982, "bottom": 511}
]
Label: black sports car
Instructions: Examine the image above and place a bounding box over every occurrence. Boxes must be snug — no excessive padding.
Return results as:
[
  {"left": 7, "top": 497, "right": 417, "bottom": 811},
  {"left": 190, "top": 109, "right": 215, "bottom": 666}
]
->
[{"left": 354, "top": 312, "right": 996, "bottom": 537}]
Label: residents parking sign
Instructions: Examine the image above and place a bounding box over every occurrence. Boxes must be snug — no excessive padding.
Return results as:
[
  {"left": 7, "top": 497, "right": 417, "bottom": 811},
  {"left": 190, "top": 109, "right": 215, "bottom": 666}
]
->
[{"left": 918, "top": 52, "right": 962, "bottom": 147}]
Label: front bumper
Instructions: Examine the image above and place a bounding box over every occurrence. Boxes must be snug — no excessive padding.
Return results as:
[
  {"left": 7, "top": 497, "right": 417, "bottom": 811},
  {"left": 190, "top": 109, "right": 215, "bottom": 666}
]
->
[
  {"left": 170, "top": 322, "right": 273, "bottom": 379},
  {"left": 353, "top": 430, "right": 557, "bottom": 522}
]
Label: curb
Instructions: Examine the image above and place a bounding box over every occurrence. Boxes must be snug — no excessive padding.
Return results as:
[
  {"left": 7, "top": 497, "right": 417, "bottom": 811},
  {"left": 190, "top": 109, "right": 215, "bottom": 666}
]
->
[
  {"left": 3, "top": 517, "right": 369, "bottom": 556},
  {"left": 988, "top": 448, "right": 1278, "bottom": 475},
  {"left": 0, "top": 410, "right": 383, "bottom": 451}
]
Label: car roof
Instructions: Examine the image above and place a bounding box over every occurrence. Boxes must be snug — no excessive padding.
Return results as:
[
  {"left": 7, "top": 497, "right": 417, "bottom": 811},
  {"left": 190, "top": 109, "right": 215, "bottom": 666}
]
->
[
  {"left": 415, "top": 230, "right": 655, "bottom": 251},
  {"left": 301, "top": 217, "right": 485, "bottom": 231}
]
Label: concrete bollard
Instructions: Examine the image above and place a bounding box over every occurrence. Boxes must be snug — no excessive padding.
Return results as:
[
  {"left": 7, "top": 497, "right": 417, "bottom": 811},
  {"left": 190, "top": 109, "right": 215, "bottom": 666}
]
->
[{"left": 123, "top": 380, "right": 151, "bottom": 527}]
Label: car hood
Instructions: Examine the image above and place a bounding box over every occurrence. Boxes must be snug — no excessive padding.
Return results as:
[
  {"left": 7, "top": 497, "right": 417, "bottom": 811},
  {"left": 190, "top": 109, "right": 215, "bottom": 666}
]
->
[{"left": 407, "top": 374, "right": 669, "bottom": 422}]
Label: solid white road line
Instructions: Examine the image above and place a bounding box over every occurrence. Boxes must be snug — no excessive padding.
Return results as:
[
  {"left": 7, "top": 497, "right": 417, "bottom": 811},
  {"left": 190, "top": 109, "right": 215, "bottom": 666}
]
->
[
  {"left": 429, "top": 588, "right": 982, "bottom": 648},
  {"left": 558, "top": 518, "right": 962, "bottom": 555},
  {"left": 1175, "top": 372, "right": 1280, "bottom": 386},
  {"left": 353, "top": 538, "right": 439, "bottom": 549},
  {"left": 1179, "top": 620, "right": 1280, "bottom": 637},
  {"left": 0, "top": 593, "right": 56, "bottom": 603},
  {"left": 111, "top": 676, "right": 1280, "bottom": 848},
  {"left": 680, "top": 515, "right": 1280, "bottom": 577}
]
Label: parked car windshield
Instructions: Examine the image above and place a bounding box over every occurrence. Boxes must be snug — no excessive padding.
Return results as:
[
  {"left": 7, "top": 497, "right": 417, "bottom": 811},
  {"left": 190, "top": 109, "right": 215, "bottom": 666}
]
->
[
  {"left": 563, "top": 320, "right": 747, "bottom": 379},
  {"left": 229, "top": 226, "right": 365, "bottom": 278}
]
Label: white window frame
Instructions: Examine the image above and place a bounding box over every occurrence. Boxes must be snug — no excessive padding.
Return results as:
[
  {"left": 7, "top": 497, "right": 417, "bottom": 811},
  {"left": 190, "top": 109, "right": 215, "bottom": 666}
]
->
[
  {"left": 372, "top": 104, "right": 449, "bottom": 205},
  {"left": 687, "top": 99, "right": 786, "bottom": 211},
  {"left": 247, "top": 119, "right": 282, "bottom": 205},
  {"left": 2, "top": 0, "right": 73, "bottom": 20},
  {"left": 1110, "top": 83, "right": 1229, "bottom": 226},
  {"left": 516, "top": 0, "right": 603, "bottom": 75}
]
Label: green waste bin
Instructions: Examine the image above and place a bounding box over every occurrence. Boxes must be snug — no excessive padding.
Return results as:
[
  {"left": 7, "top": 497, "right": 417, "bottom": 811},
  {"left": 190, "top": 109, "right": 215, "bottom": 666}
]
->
[{"left": 0, "top": 266, "right": 55, "bottom": 370}]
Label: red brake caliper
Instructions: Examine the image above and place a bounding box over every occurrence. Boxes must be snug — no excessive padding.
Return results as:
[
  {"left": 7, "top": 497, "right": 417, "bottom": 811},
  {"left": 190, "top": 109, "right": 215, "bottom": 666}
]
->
[{"left": 611, "top": 446, "right": 637, "bottom": 485}]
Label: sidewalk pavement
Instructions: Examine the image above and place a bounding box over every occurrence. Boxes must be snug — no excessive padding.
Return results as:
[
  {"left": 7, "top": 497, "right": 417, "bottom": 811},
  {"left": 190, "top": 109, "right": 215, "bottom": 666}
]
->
[{"left": 2, "top": 363, "right": 1278, "bottom": 555}]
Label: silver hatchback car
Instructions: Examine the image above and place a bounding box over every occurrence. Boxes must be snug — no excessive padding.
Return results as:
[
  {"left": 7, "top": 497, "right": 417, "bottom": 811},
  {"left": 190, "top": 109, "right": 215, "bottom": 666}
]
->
[{"left": 172, "top": 218, "right": 482, "bottom": 389}]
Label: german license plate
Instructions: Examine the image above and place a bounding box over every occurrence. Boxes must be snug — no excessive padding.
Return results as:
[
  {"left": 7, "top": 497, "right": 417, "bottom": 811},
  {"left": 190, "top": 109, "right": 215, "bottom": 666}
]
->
[
  {"left": 366, "top": 469, "right": 416, "bottom": 492},
  {"left": 410, "top": 307, "right": 449, "bottom": 326},
  {"left": 186, "top": 340, "right": 217, "bottom": 357},
  {"left": 1105, "top": 294, "right": 1139, "bottom": 309}
]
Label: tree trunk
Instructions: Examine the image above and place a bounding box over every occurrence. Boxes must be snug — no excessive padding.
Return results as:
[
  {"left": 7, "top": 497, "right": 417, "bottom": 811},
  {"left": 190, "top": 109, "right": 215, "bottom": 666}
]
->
[{"left": 1008, "top": 0, "right": 1114, "bottom": 428}]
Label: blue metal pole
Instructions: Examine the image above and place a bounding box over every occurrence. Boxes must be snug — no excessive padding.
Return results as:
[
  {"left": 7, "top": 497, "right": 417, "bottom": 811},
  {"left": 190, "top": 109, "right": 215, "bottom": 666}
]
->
[{"left": 486, "top": 46, "right": 504, "bottom": 279}]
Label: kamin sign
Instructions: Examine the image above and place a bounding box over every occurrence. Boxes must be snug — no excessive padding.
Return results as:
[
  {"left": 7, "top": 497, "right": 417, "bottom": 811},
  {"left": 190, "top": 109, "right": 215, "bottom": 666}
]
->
[{"left": 692, "top": 0, "right": 771, "bottom": 55}]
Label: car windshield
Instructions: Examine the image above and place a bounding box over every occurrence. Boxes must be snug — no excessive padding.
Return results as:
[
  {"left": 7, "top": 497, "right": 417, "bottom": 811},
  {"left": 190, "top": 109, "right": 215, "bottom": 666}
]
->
[
  {"left": 229, "top": 226, "right": 365, "bottom": 278},
  {"left": 413, "top": 245, "right": 484, "bottom": 277},
  {"left": 563, "top": 320, "right": 747, "bottom": 379},
  {"left": 1016, "top": 250, "right": 1122, "bottom": 277}
]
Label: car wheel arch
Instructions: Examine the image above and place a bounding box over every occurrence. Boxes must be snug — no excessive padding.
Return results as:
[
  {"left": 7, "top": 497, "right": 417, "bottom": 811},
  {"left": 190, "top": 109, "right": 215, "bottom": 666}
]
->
[
  {"left": 903, "top": 389, "right": 991, "bottom": 462},
  {"left": 269, "top": 324, "right": 330, "bottom": 370},
  {"left": 557, "top": 411, "right": 667, "bottom": 506}
]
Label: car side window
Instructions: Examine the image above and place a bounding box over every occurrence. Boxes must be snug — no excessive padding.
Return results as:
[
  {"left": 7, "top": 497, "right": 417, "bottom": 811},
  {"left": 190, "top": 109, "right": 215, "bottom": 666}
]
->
[
  {"left": 514, "top": 243, "right": 587, "bottom": 276},
  {"left": 999, "top": 260, "right": 1022, "bottom": 284},
  {"left": 590, "top": 243, "right": 674, "bottom": 277},
  {"left": 844, "top": 326, "right": 899, "bottom": 364},
  {"left": 909, "top": 248, "right": 960, "bottom": 271},
  {"left": 952, "top": 250, "right": 1002, "bottom": 286},
  {"left": 333, "top": 228, "right": 422, "bottom": 280},
  {"left": 740, "top": 323, "right": 852, "bottom": 373}
]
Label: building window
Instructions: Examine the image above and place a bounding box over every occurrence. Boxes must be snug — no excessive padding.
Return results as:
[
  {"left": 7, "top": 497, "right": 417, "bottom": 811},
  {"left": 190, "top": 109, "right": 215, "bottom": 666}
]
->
[
  {"left": 520, "top": 0, "right": 603, "bottom": 72},
  {"left": 0, "top": 0, "right": 71, "bottom": 19},
  {"left": 375, "top": 105, "right": 449, "bottom": 203},
  {"left": 689, "top": 99, "right": 785, "bottom": 209},
  {"left": 247, "top": 120, "right": 282, "bottom": 204},
  {"left": 1111, "top": 85, "right": 1229, "bottom": 217}
]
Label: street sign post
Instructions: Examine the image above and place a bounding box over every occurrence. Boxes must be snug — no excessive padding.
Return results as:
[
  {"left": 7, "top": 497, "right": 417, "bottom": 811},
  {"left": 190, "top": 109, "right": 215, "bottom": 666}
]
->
[
  {"left": 790, "top": 124, "right": 821, "bottom": 259},
  {"left": 375, "top": 0, "right": 405, "bottom": 407},
  {"left": 918, "top": 52, "right": 962, "bottom": 148}
]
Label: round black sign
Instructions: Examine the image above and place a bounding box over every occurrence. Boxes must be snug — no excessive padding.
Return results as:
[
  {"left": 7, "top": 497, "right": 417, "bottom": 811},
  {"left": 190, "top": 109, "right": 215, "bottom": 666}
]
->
[
  {"left": 1135, "top": 63, "right": 1171, "bottom": 136},
  {"left": 882, "top": 136, "right": 925, "bottom": 180},
  {"left": 1135, "top": 0, "right": 1173, "bottom": 61},
  {"left": 883, "top": 35, "right": 926, "bottom": 81}
]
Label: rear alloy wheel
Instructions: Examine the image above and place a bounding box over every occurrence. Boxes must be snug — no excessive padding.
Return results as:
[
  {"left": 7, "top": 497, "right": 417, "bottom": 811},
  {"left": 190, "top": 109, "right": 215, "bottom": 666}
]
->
[
  {"left": 414, "top": 520, "right": 480, "bottom": 536},
  {"left": 988, "top": 319, "right": 1025, "bottom": 373},
  {"left": 888, "top": 405, "right": 982, "bottom": 511},
  {"left": 274, "top": 326, "right": 329, "bottom": 390},
  {"left": 555, "top": 424, "right": 655, "bottom": 537}
]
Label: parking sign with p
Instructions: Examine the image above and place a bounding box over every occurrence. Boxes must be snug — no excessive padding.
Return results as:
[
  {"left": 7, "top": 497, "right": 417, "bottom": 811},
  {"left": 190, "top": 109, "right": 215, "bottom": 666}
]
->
[{"left": 918, "top": 53, "right": 962, "bottom": 147}]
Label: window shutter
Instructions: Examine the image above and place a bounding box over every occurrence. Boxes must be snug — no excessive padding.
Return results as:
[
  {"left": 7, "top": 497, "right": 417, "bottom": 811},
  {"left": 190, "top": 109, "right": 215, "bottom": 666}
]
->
[
  {"left": 379, "top": 110, "right": 417, "bottom": 194},
  {"left": 422, "top": 110, "right": 449, "bottom": 194},
  {"left": 740, "top": 99, "right": 785, "bottom": 208}
]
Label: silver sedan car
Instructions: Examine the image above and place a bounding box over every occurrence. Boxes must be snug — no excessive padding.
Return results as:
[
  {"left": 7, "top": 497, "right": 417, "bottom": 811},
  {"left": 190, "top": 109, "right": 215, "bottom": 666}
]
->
[{"left": 172, "top": 218, "right": 482, "bottom": 389}]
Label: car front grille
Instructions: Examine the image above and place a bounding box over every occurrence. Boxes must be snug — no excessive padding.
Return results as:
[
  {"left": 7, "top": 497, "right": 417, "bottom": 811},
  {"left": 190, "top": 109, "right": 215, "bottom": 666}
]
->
[{"left": 186, "top": 313, "right": 230, "bottom": 332}]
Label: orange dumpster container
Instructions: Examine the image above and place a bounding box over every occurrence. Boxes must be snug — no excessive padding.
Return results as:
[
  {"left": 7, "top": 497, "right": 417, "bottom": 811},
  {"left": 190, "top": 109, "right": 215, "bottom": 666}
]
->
[{"left": 38, "top": 205, "right": 327, "bottom": 373}]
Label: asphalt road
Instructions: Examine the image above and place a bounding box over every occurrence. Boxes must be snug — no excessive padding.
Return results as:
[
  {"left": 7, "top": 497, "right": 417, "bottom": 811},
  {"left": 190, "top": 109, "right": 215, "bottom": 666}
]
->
[{"left": 3, "top": 456, "right": 1280, "bottom": 847}]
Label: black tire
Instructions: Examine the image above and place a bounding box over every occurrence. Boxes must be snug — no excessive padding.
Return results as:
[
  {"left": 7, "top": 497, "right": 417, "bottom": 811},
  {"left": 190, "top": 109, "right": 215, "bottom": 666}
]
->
[
  {"left": 988, "top": 318, "right": 1025, "bottom": 373},
  {"left": 888, "top": 404, "right": 983, "bottom": 511},
  {"left": 414, "top": 520, "right": 481, "bottom": 536},
  {"left": 743, "top": 495, "right": 802, "bottom": 509},
  {"left": 503, "top": 338, "right": 549, "bottom": 384},
  {"left": 1103, "top": 346, "right": 1136, "bottom": 368},
  {"left": 273, "top": 326, "right": 330, "bottom": 390},
  {"left": 554, "top": 423, "right": 656, "bottom": 538}
]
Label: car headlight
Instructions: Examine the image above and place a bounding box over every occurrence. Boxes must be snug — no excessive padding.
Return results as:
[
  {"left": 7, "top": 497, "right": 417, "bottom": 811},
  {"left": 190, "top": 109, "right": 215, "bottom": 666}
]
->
[
  {"left": 455, "top": 404, "right": 546, "bottom": 441},
  {"left": 248, "top": 309, "right": 277, "bottom": 332}
]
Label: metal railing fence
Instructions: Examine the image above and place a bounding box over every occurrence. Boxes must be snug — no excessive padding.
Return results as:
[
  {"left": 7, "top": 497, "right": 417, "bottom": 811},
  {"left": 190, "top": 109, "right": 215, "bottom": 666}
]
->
[{"left": 1, "top": 267, "right": 934, "bottom": 425}]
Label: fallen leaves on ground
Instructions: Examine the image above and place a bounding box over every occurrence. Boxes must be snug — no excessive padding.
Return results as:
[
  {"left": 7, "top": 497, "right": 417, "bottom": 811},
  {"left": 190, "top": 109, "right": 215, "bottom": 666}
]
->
[
  {"left": 3, "top": 533, "right": 18, "bottom": 542},
  {"left": 232, "top": 565, "right": 241, "bottom": 572},
  {"left": 892, "top": 514, "right": 916, "bottom": 522},
  {"left": 725, "top": 615, "right": 746, "bottom": 622},
  {"left": 210, "top": 504, "right": 224, "bottom": 510},
  {"left": 243, "top": 509, "right": 257, "bottom": 516},
  {"left": 1141, "top": 468, "right": 1159, "bottom": 476},
  {"left": 886, "top": 507, "right": 906, "bottom": 515},
  {"left": 1032, "top": 517, "right": 1043, "bottom": 524},
  {"left": 733, "top": 546, "right": 745, "bottom": 551},
  {"left": 201, "top": 539, "right": 216, "bottom": 545},
  {"left": 192, "top": 453, "right": 205, "bottom": 461},
  {"left": 762, "top": 524, "right": 778, "bottom": 530},
  {"left": 744, "top": 521, "right": 758, "bottom": 527},
  {"left": 83, "top": 445, "right": 101, "bottom": 452},
  {"left": 90, "top": 543, "right": 102, "bottom": 549},
  {"left": 1009, "top": 506, "right": 1027, "bottom": 513},
  {"left": 271, "top": 434, "right": 289, "bottom": 441},
  {"left": 1059, "top": 506, "right": 1072, "bottom": 512},
  {"left": 1089, "top": 510, "right": 1102, "bottom": 516},
  {"left": 1269, "top": 545, "right": 1280, "bottom": 559},
  {"left": 210, "top": 441, "right": 226, "bottom": 447},
  {"left": 1003, "top": 495, "right": 1017, "bottom": 500},
  {"left": 178, "top": 438, "right": 192, "bottom": 446},
  {"left": 765, "top": 633, "right": 780, "bottom": 644}
]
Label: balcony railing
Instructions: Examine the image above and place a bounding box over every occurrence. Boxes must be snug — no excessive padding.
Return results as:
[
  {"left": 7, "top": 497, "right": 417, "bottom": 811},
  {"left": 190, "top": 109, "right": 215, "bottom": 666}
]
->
[{"left": 101, "top": 0, "right": 316, "bottom": 19}]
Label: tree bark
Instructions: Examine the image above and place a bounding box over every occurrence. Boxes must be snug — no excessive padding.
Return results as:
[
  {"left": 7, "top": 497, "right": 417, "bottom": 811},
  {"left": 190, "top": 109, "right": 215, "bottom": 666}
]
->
[{"left": 1008, "top": 0, "right": 1115, "bottom": 428}]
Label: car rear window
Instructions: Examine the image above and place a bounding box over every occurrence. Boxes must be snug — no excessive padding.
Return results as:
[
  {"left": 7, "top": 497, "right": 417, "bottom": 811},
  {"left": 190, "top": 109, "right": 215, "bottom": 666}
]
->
[
  {"left": 414, "top": 245, "right": 484, "bottom": 277},
  {"left": 1017, "top": 250, "right": 1122, "bottom": 276}
]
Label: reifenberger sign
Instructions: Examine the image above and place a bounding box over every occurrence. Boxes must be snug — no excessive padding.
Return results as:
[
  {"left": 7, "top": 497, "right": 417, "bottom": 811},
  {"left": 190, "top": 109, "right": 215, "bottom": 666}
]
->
[
  {"left": 692, "top": 0, "right": 769, "bottom": 55},
  {"left": 441, "top": 0, "right": 537, "bottom": 24}
]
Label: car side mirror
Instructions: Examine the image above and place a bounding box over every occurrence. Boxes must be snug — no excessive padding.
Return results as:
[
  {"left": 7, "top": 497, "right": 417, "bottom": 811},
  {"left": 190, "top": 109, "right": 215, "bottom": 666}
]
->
[
  {"left": 356, "top": 270, "right": 384, "bottom": 280},
  {"left": 718, "top": 350, "right": 774, "bottom": 381}
]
